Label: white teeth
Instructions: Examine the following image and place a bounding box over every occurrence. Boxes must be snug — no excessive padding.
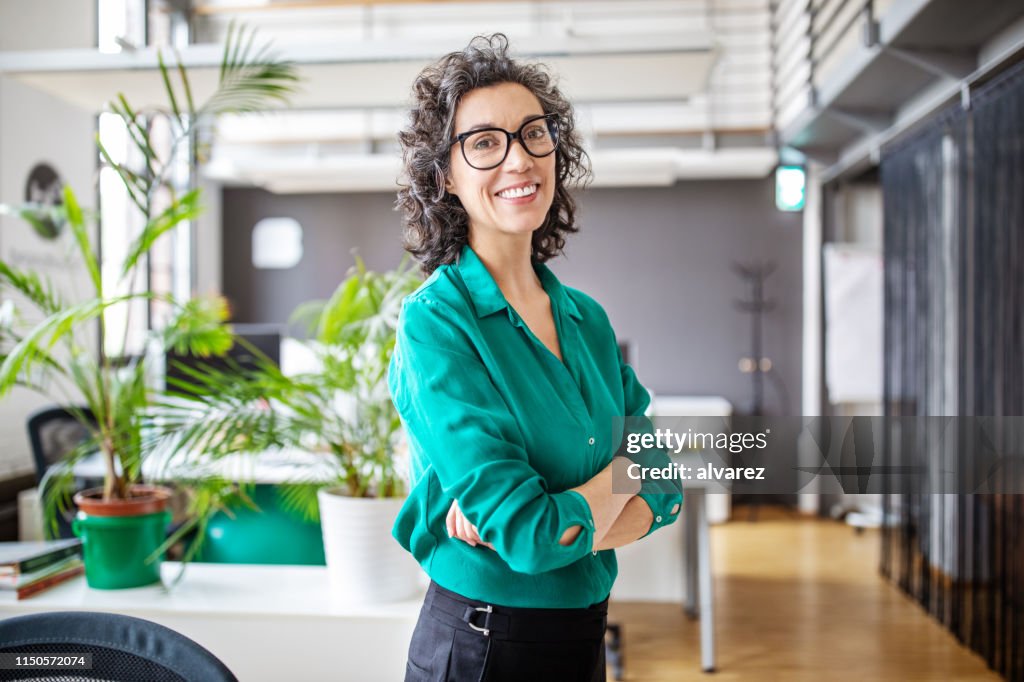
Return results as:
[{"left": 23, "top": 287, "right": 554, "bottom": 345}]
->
[{"left": 497, "top": 184, "right": 538, "bottom": 199}]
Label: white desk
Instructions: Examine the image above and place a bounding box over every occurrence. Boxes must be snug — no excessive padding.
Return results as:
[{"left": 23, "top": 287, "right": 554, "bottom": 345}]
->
[
  {"left": 73, "top": 447, "right": 338, "bottom": 485},
  {"left": 0, "top": 562, "right": 421, "bottom": 681}
]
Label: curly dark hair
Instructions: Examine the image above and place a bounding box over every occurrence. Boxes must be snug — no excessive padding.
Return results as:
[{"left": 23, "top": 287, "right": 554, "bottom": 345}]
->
[{"left": 396, "top": 33, "right": 591, "bottom": 275}]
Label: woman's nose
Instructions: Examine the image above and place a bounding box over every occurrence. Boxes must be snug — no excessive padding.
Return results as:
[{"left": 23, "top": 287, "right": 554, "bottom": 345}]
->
[{"left": 503, "top": 138, "right": 534, "bottom": 171}]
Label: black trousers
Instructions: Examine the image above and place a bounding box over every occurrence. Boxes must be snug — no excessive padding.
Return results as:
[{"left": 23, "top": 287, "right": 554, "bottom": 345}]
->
[{"left": 405, "top": 581, "right": 608, "bottom": 682}]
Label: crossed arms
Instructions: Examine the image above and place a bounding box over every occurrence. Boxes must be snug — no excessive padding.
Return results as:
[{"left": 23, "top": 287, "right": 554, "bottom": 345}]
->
[{"left": 447, "top": 455, "right": 680, "bottom": 554}]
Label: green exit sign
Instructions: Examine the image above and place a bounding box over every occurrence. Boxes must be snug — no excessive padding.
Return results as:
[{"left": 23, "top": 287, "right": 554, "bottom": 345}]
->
[{"left": 775, "top": 165, "right": 806, "bottom": 211}]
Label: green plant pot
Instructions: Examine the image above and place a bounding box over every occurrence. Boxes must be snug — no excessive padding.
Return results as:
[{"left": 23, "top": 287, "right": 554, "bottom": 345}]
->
[{"left": 72, "top": 510, "right": 171, "bottom": 589}]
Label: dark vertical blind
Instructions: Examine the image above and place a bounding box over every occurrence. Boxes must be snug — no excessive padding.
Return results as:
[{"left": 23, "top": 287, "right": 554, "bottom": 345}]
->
[{"left": 880, "top": 58, "right": 1024, "bottom": 682}]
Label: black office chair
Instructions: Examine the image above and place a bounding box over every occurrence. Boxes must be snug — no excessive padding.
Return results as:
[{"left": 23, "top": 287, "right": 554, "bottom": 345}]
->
[
  {"left": 26, "top": 407, "right": 98, "bottom": 540},
  {"left": 27, "top": 407, "right": 97, "bottom": 485},
  {"left": 0, "top": 611, "right": 238, "bottom": 681}
]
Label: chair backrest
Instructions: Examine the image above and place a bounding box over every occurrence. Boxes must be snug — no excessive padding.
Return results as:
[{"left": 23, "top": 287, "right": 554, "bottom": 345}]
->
[
  {"left": 26, "top": 407, "right": 96, "bottom": 485},
  {"left": 0, "top": 611, "right": 238, "bottom": 681}
]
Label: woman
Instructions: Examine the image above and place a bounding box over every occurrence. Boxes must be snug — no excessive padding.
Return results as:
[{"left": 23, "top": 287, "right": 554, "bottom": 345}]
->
[{"left": 389, "top": 34, "right": 682, "bottom": 682}]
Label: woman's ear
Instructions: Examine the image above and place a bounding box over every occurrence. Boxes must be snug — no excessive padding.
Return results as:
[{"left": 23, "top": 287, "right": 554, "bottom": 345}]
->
[{"left": 435, "top": 163, "right": 455, "bottom": 197}]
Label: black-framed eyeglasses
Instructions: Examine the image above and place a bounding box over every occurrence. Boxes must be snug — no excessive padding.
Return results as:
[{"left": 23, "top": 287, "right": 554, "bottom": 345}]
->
[{"left": 450, "top": 113, "right": 559, "bottom": 170}]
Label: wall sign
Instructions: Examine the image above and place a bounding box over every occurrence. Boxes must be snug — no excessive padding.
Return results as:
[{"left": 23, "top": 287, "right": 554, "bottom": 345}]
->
[{"left": 23, "top": 161, "right": 66, "bottom": 240}]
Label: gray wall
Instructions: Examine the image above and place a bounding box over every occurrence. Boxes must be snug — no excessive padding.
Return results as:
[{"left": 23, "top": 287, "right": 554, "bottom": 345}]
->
[
  {"left": 221, "top": 190, "right": 406, "bottom": 324},
  {"left": 222, "top": 178, "right": 802, "bottom": 414}
]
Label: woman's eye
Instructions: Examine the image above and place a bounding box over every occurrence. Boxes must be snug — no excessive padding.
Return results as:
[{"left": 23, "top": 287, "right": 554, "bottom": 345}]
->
[
  {"left": 472, "top": 135, "right": 497, "bottom": 150},
  {"left": 524, "top": 126, "right": 546, "bottom": 140}
]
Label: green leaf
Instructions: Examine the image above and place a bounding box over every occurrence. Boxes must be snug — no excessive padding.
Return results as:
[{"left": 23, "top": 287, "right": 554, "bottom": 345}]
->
[
  {"left": 219, "top": 21, "right": 236, "bottom": 83},
  {"left": 157, "top": 50, "right": 182, "bottom": 122},
  {"left": 275, "top": 482, "right": 323, "bottom": 523},
  {"left": 120, "top": 189, "right": 203, "bottom": 281},
  {"left": 96, "top": 137, "right": 147, "bottom": 212},
  {"left": 318, "top": 274, "right": 364, "bottom": 343},
  {"left": 0, "top": 260, "right": 64, "bottom": 314},
  {"left": 66, "top": 354, "right": 105, "bottom": 422},
  {"left": 202, "top": 22, "right": 299, "bottom": 118},
  {"left": 109, "top": 97, "right": 158, "bottom": 174},
  {"left": 162, "top": 294, "right": 234, "bottom": 357},
  {"left": 175, "top": 49, "right": 196, "bottom": 115},
  {"left": 114, "top": 94, "right": 158, "bottom": 164},
  {"left": 0, "top": 291, "right": 153, "bottom": 397},
  {"left": 287, "top": 299, "right": 328, "bottom": 338},
  {"left": 61, "top": 185, "right": 101, "bottom": 297}
]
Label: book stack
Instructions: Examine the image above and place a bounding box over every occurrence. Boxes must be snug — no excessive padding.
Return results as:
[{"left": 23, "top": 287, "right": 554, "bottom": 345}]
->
[{"left": 0, "top": 539, "right": 84, "bottom": 600}]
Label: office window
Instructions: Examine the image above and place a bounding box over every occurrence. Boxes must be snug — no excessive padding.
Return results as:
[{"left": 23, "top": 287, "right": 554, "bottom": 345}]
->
[
  {"left": 97, "top": 0, "right": 193, "bottom": 359},
  {"left": 97, "top": 0, "right": 145, "bottom": 54},
  {"left": 98, "top": 113, "right": 148, "bottom": 358}
]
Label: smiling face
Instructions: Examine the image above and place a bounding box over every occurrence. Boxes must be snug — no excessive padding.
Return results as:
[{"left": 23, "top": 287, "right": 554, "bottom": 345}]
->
[{"left": 445, "top": 82, "right": 557, "bottom": 246}]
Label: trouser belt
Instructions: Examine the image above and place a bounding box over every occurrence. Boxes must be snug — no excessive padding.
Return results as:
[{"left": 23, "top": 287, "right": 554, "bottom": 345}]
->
[{"left": 424, "top": 581, "right": 608, "bottom": 642}]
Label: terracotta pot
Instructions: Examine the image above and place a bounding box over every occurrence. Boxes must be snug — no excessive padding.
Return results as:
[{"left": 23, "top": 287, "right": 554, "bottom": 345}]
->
[{"left": 73, "top": 485, "right": 172, "bottom": 518}]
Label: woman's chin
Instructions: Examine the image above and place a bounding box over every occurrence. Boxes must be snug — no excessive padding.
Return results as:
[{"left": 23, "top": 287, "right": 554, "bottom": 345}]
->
[
  {"left": 498, "top": 223, "right": 544, "bottom": 238},
  {"left": 498, "top": 211, "right": 550, "bottom": 234}
]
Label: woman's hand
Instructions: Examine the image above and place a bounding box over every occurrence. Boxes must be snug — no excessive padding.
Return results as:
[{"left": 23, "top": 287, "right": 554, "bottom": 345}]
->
[
  {"left": 446, "top": 499, "right": 495, "bottom": 549},
  {"left": 564, "top": 456, "right": 640, "bottom": 546},
  {"left": 592, "top": 495, "right": 654, "bottom": 551}
]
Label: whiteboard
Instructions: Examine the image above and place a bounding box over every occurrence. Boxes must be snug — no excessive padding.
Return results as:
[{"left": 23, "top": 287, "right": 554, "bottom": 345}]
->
[{"left": 823, "top": 244, "right": 883, "bottom": 403}]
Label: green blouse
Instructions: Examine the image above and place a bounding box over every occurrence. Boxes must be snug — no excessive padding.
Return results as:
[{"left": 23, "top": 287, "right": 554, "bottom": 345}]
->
[{"left": 388, "top": 244, "right": 682, "bottom": 608}]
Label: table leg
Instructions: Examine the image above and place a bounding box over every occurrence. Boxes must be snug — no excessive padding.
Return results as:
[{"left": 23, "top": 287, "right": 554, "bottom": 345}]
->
[
  {"left": 683, "top": 491, "right": 698, "bottom": 619},
  {"left": 694, "top": 489, "right": 716, "bottom": 672}
]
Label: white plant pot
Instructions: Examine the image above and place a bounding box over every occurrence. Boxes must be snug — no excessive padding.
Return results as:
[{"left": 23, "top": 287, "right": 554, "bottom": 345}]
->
[{"left": 317, "top": 488, "right": 421, "bottom": 605}]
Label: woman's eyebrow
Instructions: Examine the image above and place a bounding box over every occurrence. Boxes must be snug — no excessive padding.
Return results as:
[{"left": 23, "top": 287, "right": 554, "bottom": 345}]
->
[{"left": 465, "top": 113, "right": 546, "bottom": 131}]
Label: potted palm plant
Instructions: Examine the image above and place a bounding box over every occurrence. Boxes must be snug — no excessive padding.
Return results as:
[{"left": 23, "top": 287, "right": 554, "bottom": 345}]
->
[
  {"left": 0, "top": 25, "right": 298, "bottom": 589},
  {"left": 158, "top": 256, "right": 423, "bottom": 603}
]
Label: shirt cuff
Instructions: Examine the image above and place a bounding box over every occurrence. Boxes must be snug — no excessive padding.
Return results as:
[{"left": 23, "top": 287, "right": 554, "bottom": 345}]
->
[
  {"left": 637, "top": 489, "right": 683, "bottom": 538},
  {"left": 551, "top": 488, "right": 597, "bottom": 557},
  {"left": 560, "top": 489, "right": 596, "bottom": 531}
]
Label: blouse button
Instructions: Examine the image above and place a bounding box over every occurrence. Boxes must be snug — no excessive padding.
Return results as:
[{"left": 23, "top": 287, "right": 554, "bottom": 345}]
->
[
  {"left": 592, "top": 550, "right": 598, "bottom": 556},
  {"left": 588, "top": 437, "right": 595, "bottom": 446},
  {"left": 656, "top": 515, "right": 663, "bottom": 523}
]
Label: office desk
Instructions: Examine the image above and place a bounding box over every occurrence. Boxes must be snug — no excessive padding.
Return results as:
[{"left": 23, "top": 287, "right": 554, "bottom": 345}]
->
[{"left": 0, "top": 562, "right": 420, "bottom": 681}]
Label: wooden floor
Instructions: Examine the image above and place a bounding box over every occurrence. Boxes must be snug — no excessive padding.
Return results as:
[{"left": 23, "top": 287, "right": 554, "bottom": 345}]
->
[{"left": 607, "top": 505, "right": 1000, "bottom": 682}]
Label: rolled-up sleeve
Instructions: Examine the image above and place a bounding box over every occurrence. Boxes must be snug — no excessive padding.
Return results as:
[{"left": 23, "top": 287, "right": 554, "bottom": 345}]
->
[
  {"left": 388, "top": 296, "right": 595, "bottom": 575},
  {"left": 618, "top": 347, "right": 684, "bottom": 538}
]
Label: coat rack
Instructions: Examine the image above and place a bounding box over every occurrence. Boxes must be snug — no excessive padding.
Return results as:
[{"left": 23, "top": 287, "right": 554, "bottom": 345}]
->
[{"left": 732, "top": 260, "right": 776, "bottom": 417}]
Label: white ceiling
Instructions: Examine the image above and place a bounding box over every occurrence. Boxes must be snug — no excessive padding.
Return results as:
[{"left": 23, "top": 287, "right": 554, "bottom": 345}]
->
[
  {"left": 0, "top": 33, "right": 716, "bottom": 111},
  {"left": 0, "top": 0, "right": 778, "bottom": 191}
]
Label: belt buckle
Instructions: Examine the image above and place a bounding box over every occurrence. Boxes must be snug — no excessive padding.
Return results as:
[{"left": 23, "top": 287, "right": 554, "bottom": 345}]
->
[{"left": 467, "top": 604, "right": 493, "bottom": 637}]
